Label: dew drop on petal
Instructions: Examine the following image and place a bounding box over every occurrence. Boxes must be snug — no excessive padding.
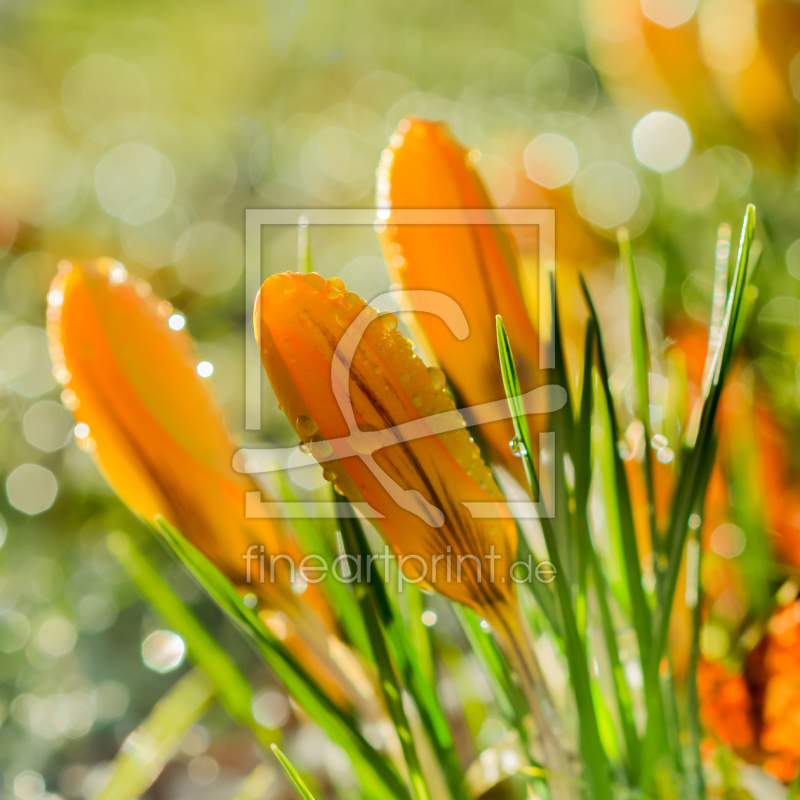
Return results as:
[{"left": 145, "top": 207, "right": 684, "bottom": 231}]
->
[
  {"left": 303, "top": 272, "right": 325, "bottom": 291},
  {"left": 296, "top": 415, "right": 318, "bottom": 437},
  {"left": 427, "top": 366, "right": 446, "bottom": 391}
]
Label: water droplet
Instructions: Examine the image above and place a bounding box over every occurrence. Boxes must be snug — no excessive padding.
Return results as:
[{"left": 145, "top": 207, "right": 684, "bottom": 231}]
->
[
  {"left": 382, "top": 313, "right": 398, "bottom": 331},
  {"left": 329, "top": 277, "right": 345, "bottom": 292},
  {"left": 509, "top": 437, "right": 527, "bottom": 458},
  {"left": 322, "top": 468, "right": 336, "bottom": 482},
  {"left": 296, "top": 415, "right": 318, "bottom": 437},
  {"left": 399, "top": 372, "right": 410, "bottom": 384},
  {"left": 346, "top": 291, "right": 361, "bottom": 306},
  {"left": 271, "top": 273, "right": 295, "bottom": 293},
  {"left": 309, "top": 435, "right": 333, "bottom": 458},
  {"left": 427, "top": 366, "right": 446, "bottom": 391},
  {"left": 411, "top": 394, "right": 422, "bottom": 408},
  {"left": 303, "top": 272, "right": 325, "bottom": 291}
]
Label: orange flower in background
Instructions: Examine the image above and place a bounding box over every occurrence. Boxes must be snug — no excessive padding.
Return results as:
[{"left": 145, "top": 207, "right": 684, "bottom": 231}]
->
[
  {"left": 583, "top": 0, "right": 798, "bottom": 166},
  {"left": 699, "top": 598, "right": 800, "bottom": 782},
  {"left": 375, "top": 118, "right": 547, "bottom": 489},
  {"left": 47, "top": 259, "right": 362, "bottom": 708},
  {"left": 697, "top": 659, "right": 758, "bottom": 754}
]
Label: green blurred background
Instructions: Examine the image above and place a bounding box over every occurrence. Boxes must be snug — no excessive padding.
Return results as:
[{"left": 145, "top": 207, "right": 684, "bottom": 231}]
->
[{"left": 1, "top": 0, "right": 800, "bottom": 796}]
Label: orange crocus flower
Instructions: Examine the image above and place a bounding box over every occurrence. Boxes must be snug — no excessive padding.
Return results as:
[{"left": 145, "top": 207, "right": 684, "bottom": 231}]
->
[
  {"left": 375, "top": 118, "right": 546, "bottom": 489},
  {"left": 255, "top": 270, "right": 570, "bottom": 778},
  {"left": 47, "top": 259, "right": 362, "bottom": 708},
  {"left": 48, "top": 259, "right": 288, "bottom": 590}
]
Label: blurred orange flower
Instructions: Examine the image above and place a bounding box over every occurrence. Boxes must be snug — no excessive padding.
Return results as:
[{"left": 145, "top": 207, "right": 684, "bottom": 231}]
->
[
  {"left": 376, "top": 118, "right": 547, "bottom": 489},
  {"left": 47, "top": 259, "right": 357, "bottom": 707}
]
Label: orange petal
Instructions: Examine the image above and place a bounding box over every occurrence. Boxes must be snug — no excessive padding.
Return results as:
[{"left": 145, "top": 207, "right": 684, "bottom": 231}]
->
[
  {"left": 255, "top": 270, "right": 518, "bottom": 615},
  {"left": 48, "top": 259, "right": 289, "bottom": 596},
  {"left": 376, "top": 118, "right": 545, "bottom": 487}
]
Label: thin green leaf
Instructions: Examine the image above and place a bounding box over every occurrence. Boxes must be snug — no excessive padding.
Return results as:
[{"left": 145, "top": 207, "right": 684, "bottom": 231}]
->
[
  {"left": 496, "top": 315, "right": 612, "bottom": 800},
  {"left": 96, "top": 670, "right": 214, "bottom": 800},
  {"left": 654, "top": 205, "right": 755, "bottom": 667},
  {"left": 644, "top": 205, "right": 756, "bottom": 779},
  {"left": 573, "top": 319, "right": 596, "bottom": 640},
  {"left": 572, "top": 321, "right": 640, "bottom": 782},
  {"left": 587, "top": 545, "right": 640, "bottom": 784},
  {"left": 154, "top": 517, "right": 410, "bottom": 800},
  {"left": 334, "top": 496, "right": 468, "bottom": 800},
  {"left": 335, "top": 501, "right": 432, "bottom": 800},
  {"left": 619, "top": 228, "right": 658, "bottom": 569},
  {"left": 550, "top": 272, "right": 576, "bottom": 580},
  {"left": 517, "top": 534, "right": 562, "bottom": 641},
  {"left": 578, "top": 275, "right": 653, "bottom": 666},
  {"left": 107, "top": 532, "right": 277, "bottom": 750},
  {"left": 404, "top": 583, "right": 436, "bottom": 691},
  {"left": 272, "top": 744, "right": 317, "bottom": 800},
  {"left": 455, "top": 604, "right": 530, "bottom": 753}
]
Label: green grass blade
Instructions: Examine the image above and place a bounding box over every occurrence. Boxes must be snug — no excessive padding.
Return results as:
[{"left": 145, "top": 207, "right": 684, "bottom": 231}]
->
[
  {"left": 573, "top": 321, "right": 641, "bottom": 783},
  {"left": 153, "top": 518, "right": 410, "bottom": 800},
  {"left": 581, "top": 275, "right": 672, "bottom": 781},
  {"left": 272, "top": 744, "right": 317, "bottom": 800},
  {"left": 516, "top": 534, "right": 562, "bottom": 640},
  {"left": 276, "top": 477, "right": 370, "bottom": 657},
  {"left": 335, "top": 503, "right": 432, "bottom": 800},
  {"left": 578, "top": 275, "right": 653, "bottom": 665},
  {"left": 496, "top": 315, "right": 612, "bottom": 800},
  {"left": 96, "top": 670, "right": 214, "bottom": 800},
  {"left": 550, "top": 273, "right": 576, "bottom": 581},
  {"left": 404, "top": 583, "right": 437, "bottom": 690},
  {"left": 334, "top": 496, "right": 469, "bottom": 800},
  {"left": 644, "top": 205, "right": 756, "bottom": 782},
  {"left": 700, "top": 224, "right": 731, "bottom": 394},
  {"left": 619, "top": 229, "right": 659, "bottom": 570},
  {"left": 588, "top": 544, "right": 640, "bottom": 784},
  {"left": 455, "top": 604, "right": 530, "bottom": 753},
  {"left": 574, "top": 319, "right": 596, "bottom": 640},
  {"left": 653, "top": 205, "right": 755, "bottom": 668},
  {"left": 107, "top": 532, "right": 277, "bottom": 750},
  {"left": 684, "top": 437, "right": 716, "bottom": 800}
]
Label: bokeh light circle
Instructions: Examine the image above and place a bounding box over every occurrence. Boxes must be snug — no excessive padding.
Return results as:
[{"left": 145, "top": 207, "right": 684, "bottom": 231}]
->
[
  {"left": 523, "top": 133, "right": 579, "bottom": 189},
  {"left": 632, "top": 112, "right": 692, "bottom": 173}
]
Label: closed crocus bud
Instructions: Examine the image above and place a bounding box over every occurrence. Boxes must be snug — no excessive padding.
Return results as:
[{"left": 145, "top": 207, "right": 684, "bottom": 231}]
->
[
  {"left": 255, "top": 271, "right": 570, "bottom": 780},
  {"left": 46, "top": 259, "right": 340, "bottom": 633},
  {"left": 376, "top": 118, "right": 545, "bottom": 490}
]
